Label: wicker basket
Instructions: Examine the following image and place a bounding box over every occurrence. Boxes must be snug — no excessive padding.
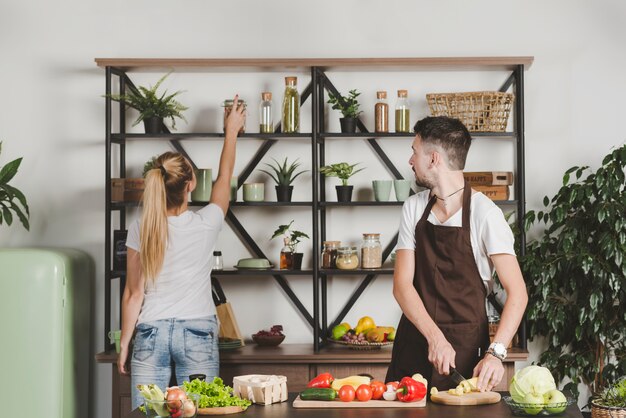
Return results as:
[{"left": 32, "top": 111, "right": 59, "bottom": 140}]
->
[
  {"left": 426, "top": 91, "right": 514, "bottom": 132},
  {"left": 592, "top": 401, "right": 626, "bottom": 418}
]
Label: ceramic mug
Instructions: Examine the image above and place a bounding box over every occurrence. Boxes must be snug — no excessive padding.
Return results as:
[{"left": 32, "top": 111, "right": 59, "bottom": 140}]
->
[
  {"left": 191, "top": 168, "right": 212, "bottom": 202},
  {"left": 393, "top": 179, "right": 412, "bottom": 202},
  {"left": 108, "top": 330, "right": 121, "bottom": 353},
  {"left": 372, "top": 180, "right": 392, "bottom": 202},
  {"left": 243, "top": 183, "right": 264, "bottom": 202}
]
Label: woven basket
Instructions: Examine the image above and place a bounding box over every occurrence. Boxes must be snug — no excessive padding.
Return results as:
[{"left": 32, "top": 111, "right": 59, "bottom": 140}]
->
[
  {"left": 592, "top": 401, "right": 626, "bottom": 418},
  {"left": 426, "top": 91, "right": 514, "bottom": 132}
]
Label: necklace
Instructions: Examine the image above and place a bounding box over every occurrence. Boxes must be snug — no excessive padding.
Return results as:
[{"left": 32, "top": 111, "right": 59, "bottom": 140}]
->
[{"left": 434, "top": 186, "right": 464, "bottom": 207}]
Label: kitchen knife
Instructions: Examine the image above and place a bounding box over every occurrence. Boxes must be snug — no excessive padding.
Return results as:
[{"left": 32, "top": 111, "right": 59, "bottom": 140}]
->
[{"left": 449, "top": 367, "right": 467, "bottom": 386}]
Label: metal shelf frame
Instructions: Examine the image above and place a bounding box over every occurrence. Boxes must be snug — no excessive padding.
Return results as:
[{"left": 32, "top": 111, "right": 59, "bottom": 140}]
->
[{"left": 103, "top": 58, "right": 529, "bottom": 353}]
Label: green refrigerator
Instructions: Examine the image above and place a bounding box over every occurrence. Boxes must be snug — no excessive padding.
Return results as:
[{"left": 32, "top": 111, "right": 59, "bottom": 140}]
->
[{"left": 0, "top": 248, "right": 92, "bottom": 417}]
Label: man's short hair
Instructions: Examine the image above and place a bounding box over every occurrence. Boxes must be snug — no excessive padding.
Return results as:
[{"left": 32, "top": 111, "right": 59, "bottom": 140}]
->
[{"left": 413, "top": 116, "right": 472, "bottom": 170}]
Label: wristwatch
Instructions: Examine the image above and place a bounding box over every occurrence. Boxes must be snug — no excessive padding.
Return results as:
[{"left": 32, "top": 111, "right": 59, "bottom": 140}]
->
[{"left": 486, "top": 342, "right": 507, "bottom": 361}]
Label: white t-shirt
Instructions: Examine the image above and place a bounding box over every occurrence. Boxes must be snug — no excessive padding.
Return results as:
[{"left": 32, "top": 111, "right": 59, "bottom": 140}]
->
[
  {"left": 396, "top": 190, "right": 515, "bottom": 291},
  {"left": 126, "top": 203, "right": 225, "bottom": 324}
]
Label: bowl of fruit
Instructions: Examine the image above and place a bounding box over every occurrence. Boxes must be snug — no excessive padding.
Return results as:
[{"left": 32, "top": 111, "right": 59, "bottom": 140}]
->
[{"left": 252, "top": 325, "right": 285, "bottom": 346}]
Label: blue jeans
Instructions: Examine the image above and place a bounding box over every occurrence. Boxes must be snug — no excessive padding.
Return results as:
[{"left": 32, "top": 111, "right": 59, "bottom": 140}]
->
[{"left": 130, "top": 316, "right": 219, "bottom": 409}]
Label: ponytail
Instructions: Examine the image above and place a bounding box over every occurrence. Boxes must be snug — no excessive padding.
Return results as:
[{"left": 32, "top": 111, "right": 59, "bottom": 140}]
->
[{"left": 140, "top": 168, "right": 168, "bottom": 285}]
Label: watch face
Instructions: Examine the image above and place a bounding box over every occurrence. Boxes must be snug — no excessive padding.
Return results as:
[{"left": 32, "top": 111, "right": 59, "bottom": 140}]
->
[{"left": 493, "top": 343, "right": 507, "bottom": 356}]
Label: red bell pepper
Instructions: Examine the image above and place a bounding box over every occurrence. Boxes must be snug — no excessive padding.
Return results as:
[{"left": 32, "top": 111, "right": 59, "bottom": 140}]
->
[
  {"left": 307, "top": 372, "right": 334, "bottom": 389},
  {"left": 396, "top": 377, "right": 426, "bottom": 402}
]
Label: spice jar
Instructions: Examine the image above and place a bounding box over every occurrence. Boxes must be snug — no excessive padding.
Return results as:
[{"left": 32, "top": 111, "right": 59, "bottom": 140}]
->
[
  {"left": 395, "top": 90, "right": 410, "bottom": 133},
  {"left": 361, "top": 233, "right": 382, "bottom": 269},
  {"left": 336, "top": 246, "right": 359, "bottom": 270},
  {"left": 321, "top": 241, "right": 340, "bottom": 269},
  {"left": 259, "top": 92, "right": 273, "bottom": 133},
  {"left": 223, "top": 99, "right": 246, "bottom": 134},
  {"left": 212, "top": 250, "right": 223, "bottom": 271},
  {"left": 282, "top": 76, "right": 300, "bottom": 133},
  {"left": 375, "top": 91, "right": 389, "bottom": 133}
]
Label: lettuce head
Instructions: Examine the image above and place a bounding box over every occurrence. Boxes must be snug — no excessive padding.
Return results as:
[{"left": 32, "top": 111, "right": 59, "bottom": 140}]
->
[{"left": 509, "top": 365, "right": 556, "bottom": 403}]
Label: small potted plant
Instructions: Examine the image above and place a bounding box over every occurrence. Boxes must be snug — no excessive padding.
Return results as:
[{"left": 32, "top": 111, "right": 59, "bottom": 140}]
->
[
  {"left": 104, "top": 71, "right": 188, "bottom": 134},
  {"left": 271, "top": 220, "right": 310, "bottom": 270},
  {"left": 259, "top": 157, "right": 308, "bottom": 202},
  {"left": 319, "top": 162, "right": 364, "bottom": 202},
  {"left": 327, "top": 89, "right": 363, "bottom": 133},
  {"left": 0, "top": 141, "right": 29, "bottom": 230},
  {"left": 591, "top": 376, "right": 626, "bottom": 417}
]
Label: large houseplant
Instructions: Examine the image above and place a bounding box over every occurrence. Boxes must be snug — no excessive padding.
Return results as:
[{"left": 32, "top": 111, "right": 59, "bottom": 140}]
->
[
  {"left": 271, "top": 220, "right": 310, "bottom": 270},
  {"left": 320, "top": 162, "right": 364, "bottom": 202},
  {"left": 327, "top": 89, "right": 363, "bottom": 133},
  {"left": 520, "top": 144, "right": 626, "bottom": 404},
  {"left": 105, "top": 71, "right": 188, "bottom": 133},
  {"left": 259, "top": 157, "right": 307, "bottom": 202},
  {"left": 0, "top": 141, "right": 29, "bottom": 230}
]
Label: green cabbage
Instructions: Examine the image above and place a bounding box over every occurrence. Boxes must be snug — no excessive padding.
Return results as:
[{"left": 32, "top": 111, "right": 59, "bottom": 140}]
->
[{"left": 509, "top": 365, "right": 556, "bottom": 403}]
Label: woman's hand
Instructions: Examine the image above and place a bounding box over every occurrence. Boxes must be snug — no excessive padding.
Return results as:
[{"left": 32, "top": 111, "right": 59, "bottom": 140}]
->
[
  {"left": 225, "top": 95, "right": 246, "bottom": 136},
  {"left": 118, "top": 345, "right": 130, "bottom": 375}
]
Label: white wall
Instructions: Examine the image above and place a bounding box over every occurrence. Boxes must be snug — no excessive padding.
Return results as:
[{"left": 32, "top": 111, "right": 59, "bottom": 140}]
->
[{"left": 1, "top": 1, "right": 625, "bottom": 416}]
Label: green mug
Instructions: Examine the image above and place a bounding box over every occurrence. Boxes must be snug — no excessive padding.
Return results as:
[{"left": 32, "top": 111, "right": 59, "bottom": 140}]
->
[
  {"left": 191, "top": 168, "right": 212, "bottom": 202},
  {"left": 243, "top": 183, "right": 264, "bottom": 202},
  {"left": 372, "top": 180, "right": 392, "bottom": 202},
  {"left": 393, "top": 179, "right": 412, "bottom": 202},
  {"left": 108, "top": 330, "right": 121, "bottom": 353}
]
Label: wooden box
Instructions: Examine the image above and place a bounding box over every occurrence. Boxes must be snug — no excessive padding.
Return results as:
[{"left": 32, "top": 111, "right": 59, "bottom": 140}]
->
[
  {"left": 473, "top": 185, "right": 510, "bottom": 200},
  {"left": 464, "top": 171, "right": 513, "bottom": 186},
  {"left": 111, "top": 178, "right": 124, "bottom": 201},
  {"left": 124, "top": 178, "right": 145, "bottom": 202},
  {"left": 232, "top": 374, "right": 288, "bottom": 405}
]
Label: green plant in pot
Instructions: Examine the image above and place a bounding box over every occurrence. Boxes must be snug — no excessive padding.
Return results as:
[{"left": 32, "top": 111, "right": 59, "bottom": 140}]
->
[
  {"left": 320, "top": 162, "right": 364, "bottom": 202},
  {"left": 259, "top": 157, "right": 308, "bottom": 202},
  {"left": 104, "top": 71, "right": 188, "bottom": 134},
  {"left": 520, "top": 144, "right": 626, "bottom": 406},
  {"left": 327, "top": 89, "right": 363, "bottom": 133},
  {"left": 0, "top": 141, "right": 29, "bottom": 230},
  {"left": 271, "top": 220, "right": 309, "bottom": 270},
  {"left": 591, "top": 376, "right": 626, "bottom": 416}
]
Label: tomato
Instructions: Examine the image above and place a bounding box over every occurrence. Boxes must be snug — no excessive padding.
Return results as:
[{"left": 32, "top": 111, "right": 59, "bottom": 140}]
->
[
  {"left": 355, "top": 384, "right": 373, "bottom": 402},
  {"left": 338, "top": 385, "right": 356, "bottom": 402},
  {"left": 385, "top": 381, "right": 399, "bottom": 391},
  {"left": 370, "top": 380, "right": 386, "bottom": 400}
]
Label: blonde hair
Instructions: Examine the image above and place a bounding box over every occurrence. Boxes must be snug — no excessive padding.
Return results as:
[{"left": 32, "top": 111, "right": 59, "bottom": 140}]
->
[{"left": 140, "top": 152, "right": 193, "bottom": 284}]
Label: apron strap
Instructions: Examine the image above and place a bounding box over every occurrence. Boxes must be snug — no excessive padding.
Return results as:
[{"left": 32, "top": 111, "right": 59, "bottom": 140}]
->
[{"left": 462, "top": 180, "right": 472, "bottom": 230}]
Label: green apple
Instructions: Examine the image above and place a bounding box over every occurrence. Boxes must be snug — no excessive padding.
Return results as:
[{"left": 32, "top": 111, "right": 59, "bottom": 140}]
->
[
  {"left": 387, "top": 329, "right": 396, "bottom": 341},
  {"left": 522, "top": 392, "right": 545, "bottom": 415},
  {"left": 331, "top": 324, "right": 349, "bottom": 340},
  {"left": 543, "top": 389, "right": 567, "bottom": 414}
]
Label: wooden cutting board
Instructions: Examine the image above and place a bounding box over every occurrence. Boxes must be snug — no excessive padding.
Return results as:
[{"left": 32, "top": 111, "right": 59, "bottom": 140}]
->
[
  {"left": 293, "top": 396, "right": 426, "bottom": 408},
  {"left": 430, "top": 391, "right": 501, "bottom": 405},
  {"left": 198, "top": 406, "right": 246, "bottom": 415}
]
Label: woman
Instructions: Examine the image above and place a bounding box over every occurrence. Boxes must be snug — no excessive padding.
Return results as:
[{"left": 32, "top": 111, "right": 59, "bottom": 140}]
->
[{"left": 118, "top": 96, "right": 245, "bottom": 409}]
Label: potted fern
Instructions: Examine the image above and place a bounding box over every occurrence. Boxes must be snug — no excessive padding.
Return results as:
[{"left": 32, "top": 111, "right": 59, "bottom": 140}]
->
[
  {"left": 271, "top": 220, "right": 310, "bottom": 270},
  {"left": 259, "top": 157, "right": 307, "bottom": 202},
  {"left": 0, "top": 141, "right": 30, "bottom": 230},
  {"left": 104, "top": 71, "right": 188, "bottom": 134},
  {"left": 591, "top": 376, "right": 626, "bottom": 418},
  {"left": 320, "top": 162, "right": 364, "bottom": 202},
  {"left": 327, "top": 89, "right": 363, "bottom": 133}
]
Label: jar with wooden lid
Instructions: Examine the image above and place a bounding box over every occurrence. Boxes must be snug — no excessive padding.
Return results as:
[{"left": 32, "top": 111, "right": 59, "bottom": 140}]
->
[
  {"left": 223, "top": 99, "right": 246, "bottom": 134},
  {"left": 259, "top": 92, "right": 273, "bottom": 133},
  {"left": 361, "top": 233, "right": 382, "bottom": 269},
  {"left": 395, "top": 90, "right": 410, "bottom": 133},
  {"left": 375, "top": 91, "right": 388, "bottom": 133},
  {"left": 321, "top": 241, "right": 340, "bottom": 269},
  {"left": 336, "top": 246, "right": 359, "bottom": 270}
]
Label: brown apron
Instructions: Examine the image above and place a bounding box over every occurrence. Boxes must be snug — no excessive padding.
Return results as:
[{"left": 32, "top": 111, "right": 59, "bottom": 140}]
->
[{"left": 386, "top": 181, "right": 490, "bottom": 390}]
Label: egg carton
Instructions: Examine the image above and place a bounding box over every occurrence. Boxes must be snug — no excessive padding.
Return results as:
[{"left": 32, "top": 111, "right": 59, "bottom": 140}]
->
[{"left": 232, "top": 374, "right": 288, "bottom": 405}]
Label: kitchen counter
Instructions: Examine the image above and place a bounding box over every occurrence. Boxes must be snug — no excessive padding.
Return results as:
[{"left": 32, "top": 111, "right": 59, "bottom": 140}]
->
[{"left": 124, "top": 393, "right": 583, "bottom": 418}]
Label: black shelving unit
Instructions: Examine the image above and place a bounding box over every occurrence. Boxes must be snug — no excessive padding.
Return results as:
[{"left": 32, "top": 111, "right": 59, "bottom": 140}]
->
[{"left": 100, "top": 57, "right": 532, "bottom": 353}]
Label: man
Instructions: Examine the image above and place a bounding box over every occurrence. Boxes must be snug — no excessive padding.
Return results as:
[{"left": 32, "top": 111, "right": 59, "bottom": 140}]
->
[{"left": 385, "top": 116, "right": 528, "bottom": 392}]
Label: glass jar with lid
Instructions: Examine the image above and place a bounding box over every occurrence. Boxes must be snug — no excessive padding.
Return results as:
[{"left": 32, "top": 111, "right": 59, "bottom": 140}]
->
[
  {"left": 321, "top": 241, "right": 340, "bottom": 269},
  {"left": 336, "top": 246, "right": 359, "bottom": 270},
  {"left": 361, "top": 233, "right": 382, "bottom": 269},
  {"left": 222, "top": 99, "right": 246, "bottom": 134}
]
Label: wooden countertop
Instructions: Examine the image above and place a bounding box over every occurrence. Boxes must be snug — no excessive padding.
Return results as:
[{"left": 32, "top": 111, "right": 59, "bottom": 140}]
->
[
  {"left": 96, "top": 343, "right": 528, "bottom": 364},
  {"left": 124, "top": 392, "right": 581, "bottom": 418}
]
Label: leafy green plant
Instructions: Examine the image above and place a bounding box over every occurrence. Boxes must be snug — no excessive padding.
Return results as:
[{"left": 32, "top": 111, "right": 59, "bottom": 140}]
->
[
  {"left": 104, "top": 71, "right": 188, "bottom": 130},
  {"left": 520, "top": 144, "right": 626, "bottom": 400},
  {"left": 271, "top": 220, "right": 309, "bottom": 252},
  {"left": 259, "top": 157, "right": 307, "bottom": 186},
  {"left": 142, "top": 155, "right": 159, "bottom": 178},
  {"left": 327, "top": 89, "right": 363, "bottom": 118},
  {"left": 594, "top": 376, "right": 626, "bottom": 408},
  {"left": 320, "top": 162, "right": 364, "bottom": 186},
  {"left": 0, "top": 141, "right": 29, "bottom": 230}
]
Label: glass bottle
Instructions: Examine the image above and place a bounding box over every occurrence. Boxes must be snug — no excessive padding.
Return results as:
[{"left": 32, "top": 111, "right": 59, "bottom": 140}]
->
[
  {"left": 223, "top": 99, "right": 246, "bottom": 134},
  {"left": 282, "top": 76, "right": 300, "bottom": 133},
  {"left": 212, "top": 250, "right": 223, "bottom": 271},
  {"left": 360, "top": 233, "right": 382, "bottom": 269},
  {"left": 321, "top": 241, "right": 340, "bottom": 269},
  {"left": 395, "top": 90, "right": 410, "bottom": 133},
  {"left": 280, "top": 238, "right": 293, "bottom": 269},
  {"left": 336, "top": 246, "right": 359, "bottom": 270},
  {"left": 259, "top": 92, "right": 273, "bottom": 133},
  {"left": 375, "top": 91, "right": 389, "bottom": 133}
]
